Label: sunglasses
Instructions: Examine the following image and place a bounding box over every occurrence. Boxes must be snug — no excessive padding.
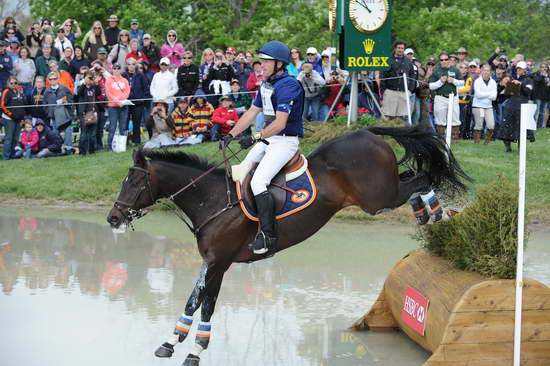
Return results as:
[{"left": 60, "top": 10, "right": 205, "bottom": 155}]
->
[
  {"left": 182, "top": 56, "right": 192, "bottom": 59},
  {"left": 9, "top": 82, "right": 17, "bottom": 85},
  {"left": 127, "top": 63, "right": 136, "bottom": 65},
  {"left": 306, "top": 53, "right": 315, "bottom": 56},
  {"left": 427, "top": 62, "right": 435, "bottom": 66},
  {"left": 49, "top": 78, "right": 58, "bottom": 81},
  {"left": 94, "top": 27, "right": 101, "bottom": 29},
  {"left": 440, "top": 58, "right": 449, "bottom": 61},
  {"left": 168, "top": 34, "right": 176, "bottom": 37},
  {"left": 160, "top": 63, "right": 169, "bottom": 66}
]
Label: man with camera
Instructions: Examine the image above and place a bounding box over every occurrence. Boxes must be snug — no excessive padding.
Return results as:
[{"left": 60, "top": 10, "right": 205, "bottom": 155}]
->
[
  {"left": 297, "top": 63, "right": 325, "bottom": 121},
  {"left": 0, "top": 40, "right": 13, "bottom": 91}
]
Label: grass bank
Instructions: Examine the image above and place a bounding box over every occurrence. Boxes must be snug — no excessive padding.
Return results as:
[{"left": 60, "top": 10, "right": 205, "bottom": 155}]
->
[{"left": 1, "top": 124, "right": 549, "bottom": 223}]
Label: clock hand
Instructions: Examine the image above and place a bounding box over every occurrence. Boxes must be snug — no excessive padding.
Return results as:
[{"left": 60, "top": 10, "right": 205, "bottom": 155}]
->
[{"left": 357, "top": 0, "right": 372, "bottom": 13}]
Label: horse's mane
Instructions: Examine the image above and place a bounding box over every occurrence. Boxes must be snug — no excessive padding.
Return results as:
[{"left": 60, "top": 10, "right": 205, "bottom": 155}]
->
[{"left": 140, "top": 148, "right": 225, "bottom": 175}]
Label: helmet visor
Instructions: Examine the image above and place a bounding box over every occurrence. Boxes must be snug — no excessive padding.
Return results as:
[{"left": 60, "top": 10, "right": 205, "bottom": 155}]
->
[{"left": 258, "top": 53, "right": 275, "bottom": 60}]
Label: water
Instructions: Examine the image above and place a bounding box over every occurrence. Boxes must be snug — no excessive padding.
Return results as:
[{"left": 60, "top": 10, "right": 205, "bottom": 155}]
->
[{"left": 0, "top": 209, "right": 548, "bottom": 366}]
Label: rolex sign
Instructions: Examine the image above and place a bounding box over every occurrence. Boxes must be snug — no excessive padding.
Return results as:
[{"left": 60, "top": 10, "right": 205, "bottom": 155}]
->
[{"left": 341, "top": 0, "right": 393, "bottom": 71}]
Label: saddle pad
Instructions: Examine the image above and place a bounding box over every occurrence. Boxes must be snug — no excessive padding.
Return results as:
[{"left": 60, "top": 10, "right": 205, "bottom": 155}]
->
[{"left": 237, "top": 169, "right": 317, "bottom": 222}]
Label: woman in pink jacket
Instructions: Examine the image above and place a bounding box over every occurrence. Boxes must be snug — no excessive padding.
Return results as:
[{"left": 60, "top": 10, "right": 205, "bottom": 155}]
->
[
  {"left": 160, "top": 30, "right": 185, "bottom": 67},
  {"left": 104, "top": 63, "right": 131, "bottom": 150}
]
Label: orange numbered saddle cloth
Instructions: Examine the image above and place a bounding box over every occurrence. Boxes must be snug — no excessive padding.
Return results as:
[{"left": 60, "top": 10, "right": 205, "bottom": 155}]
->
[{"left": 232, "top": 151, "right": 317, "bottom": 221}]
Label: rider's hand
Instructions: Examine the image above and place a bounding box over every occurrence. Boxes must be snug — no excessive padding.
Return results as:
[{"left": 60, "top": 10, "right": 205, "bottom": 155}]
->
[
  {"left": 239, "top": 135, "right": 255, "bottom": 149},
  {"left": 219, "top": 134, "right": 234, "bottom": 150}
]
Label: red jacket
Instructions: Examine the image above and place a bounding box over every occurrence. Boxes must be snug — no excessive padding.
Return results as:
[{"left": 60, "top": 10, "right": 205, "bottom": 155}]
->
[
  {"left": 211, "top": 106, "right": 239, "bottom": 136},
  {"left": 246, "top": 72, "right": 265, "bottom": 98},
  {"left": 21, "top": 129, "right": 40, "bottom": 152}
]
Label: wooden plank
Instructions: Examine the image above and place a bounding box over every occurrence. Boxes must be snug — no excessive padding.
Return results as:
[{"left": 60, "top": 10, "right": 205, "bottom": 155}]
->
[
  {"left": 442, "top": 309, "right": 550, "bottom": 344},
  {"left": 353, "top": 291, "right": 399, "bottom": 330},
  {"left": 428, "top": 341, "right": 550, "bottom": 362},
  {"left": 455, "top": 280, "right": 550, "bottom": 312}
]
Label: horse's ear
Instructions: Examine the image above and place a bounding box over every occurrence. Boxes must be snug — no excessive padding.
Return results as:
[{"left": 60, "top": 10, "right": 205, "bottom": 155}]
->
[{"left": 133, "top": 149, "right": 146, "bottom": 167}]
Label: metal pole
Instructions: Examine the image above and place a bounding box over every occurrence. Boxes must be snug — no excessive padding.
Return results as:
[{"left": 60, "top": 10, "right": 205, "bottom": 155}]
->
[
  {"left": 403, "top": 72, "right": 412, "bottom": 125},
  {"left": 445, "top": 93, "right": 454, "bottom": 147},
  {"left": 348, "top": 72, "right": 358, "bottom": 127},
  {"left": 359, "top": 73, "right": 386, "bottom": 120},
  {"left": 322, "top": 74, "right": 350, "bottom": 123}
]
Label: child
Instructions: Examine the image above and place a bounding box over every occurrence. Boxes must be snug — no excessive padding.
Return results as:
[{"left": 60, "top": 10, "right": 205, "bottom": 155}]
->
[
  {"left": 228, "top": 79, "right": 251, "bottom": 116},
  {"left": 14, "top": 120, "right": 39, "bottom": 159},
  {"left": 211, "top": 95, "right": 238, "bottom": 141},
  {"left": 35, "top": 119, "right": 63, "bottom": 158},
  {"left": 171, "top": 97, "right": 197, "bottom": 144},
  {"left": 189, "top": 89, "right": 214, "bottom": 143}
]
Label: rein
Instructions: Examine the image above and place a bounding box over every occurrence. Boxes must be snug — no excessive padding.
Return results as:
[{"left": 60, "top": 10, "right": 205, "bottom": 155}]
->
[{"left": 119, "top": 145, "right": 244, "bottom": 237}]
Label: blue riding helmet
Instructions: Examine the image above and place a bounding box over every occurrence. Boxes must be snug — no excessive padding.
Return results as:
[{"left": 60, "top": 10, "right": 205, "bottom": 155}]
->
[{"left": 257, "top": 41, "right": 290, "bottom": 65}]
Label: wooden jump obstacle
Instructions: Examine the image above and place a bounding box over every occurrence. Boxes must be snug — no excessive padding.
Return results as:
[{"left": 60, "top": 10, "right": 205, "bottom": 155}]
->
[{"left": 353, "top": 249, "right": 550, "bottom": 365}]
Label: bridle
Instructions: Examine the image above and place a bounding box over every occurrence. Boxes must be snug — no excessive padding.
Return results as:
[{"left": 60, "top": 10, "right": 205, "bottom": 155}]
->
[
  {"left": 113, "top": 145, "right": 244, "bottom": 237},
  {"left": 114, "top": 166, "right": 154, "bottom": 225}
]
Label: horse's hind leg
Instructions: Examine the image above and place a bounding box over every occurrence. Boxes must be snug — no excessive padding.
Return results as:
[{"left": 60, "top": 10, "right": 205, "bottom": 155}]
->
[
  {"left": 391, "top": 172, "right": 440, "bottom": 224},
  {"left": 155, "top": 262, "right": 210, "bottom": 358}
]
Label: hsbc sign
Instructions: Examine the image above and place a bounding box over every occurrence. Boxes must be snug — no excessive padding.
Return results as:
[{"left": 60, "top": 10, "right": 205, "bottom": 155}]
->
[{"left": 401, "top": 286, "right": 430, "bottom": 335}]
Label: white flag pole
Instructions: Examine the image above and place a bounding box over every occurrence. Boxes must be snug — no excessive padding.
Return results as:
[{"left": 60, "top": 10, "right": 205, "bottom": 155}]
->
[
  {"left": 445, "top": 93, "right": 454, "bottom": 147},
  {"left": 513, "top": 103, "right": 536, "bottom": 365},
  {"left": 403, "top": 72, "right": 412, "bottom": 125}
]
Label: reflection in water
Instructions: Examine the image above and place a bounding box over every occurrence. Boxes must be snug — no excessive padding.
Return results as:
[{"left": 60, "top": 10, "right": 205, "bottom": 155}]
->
[{"left": 2, "top": 213, "right": 547, "bottom": 366}]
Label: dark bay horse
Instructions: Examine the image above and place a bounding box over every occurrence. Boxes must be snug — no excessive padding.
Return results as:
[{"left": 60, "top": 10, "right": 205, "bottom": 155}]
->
[{"left": 107, "top": 125, "right": 469, "bottom": 365}]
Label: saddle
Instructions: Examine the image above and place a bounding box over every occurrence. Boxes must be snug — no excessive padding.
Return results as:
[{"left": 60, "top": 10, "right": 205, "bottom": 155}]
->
[{"left": 232, "top": 151, "right": 314, "bottom": 220}]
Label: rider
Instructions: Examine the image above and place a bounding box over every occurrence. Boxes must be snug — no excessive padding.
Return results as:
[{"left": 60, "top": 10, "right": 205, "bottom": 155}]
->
[{"left": 221, "top": 41, "right": 305, "bottom": 255}]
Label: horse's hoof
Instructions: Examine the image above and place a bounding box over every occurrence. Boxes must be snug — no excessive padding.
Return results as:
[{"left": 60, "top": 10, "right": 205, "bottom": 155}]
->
[
  {"left": 182, "top": 354, "right": 200, "bottom": 366},
  {"left": 154, "top": 343, "right": 174, "bottom": 358}
]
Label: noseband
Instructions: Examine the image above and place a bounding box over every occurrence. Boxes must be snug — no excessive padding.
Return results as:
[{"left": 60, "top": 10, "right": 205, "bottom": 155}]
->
[{"left": 114, "top": 166, "right": 154, "bottom": 223}]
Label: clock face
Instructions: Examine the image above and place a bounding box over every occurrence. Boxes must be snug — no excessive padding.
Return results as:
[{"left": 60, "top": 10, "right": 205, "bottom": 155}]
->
[{"left": 350, "top": 0, "right": 389, "bottom": 33}]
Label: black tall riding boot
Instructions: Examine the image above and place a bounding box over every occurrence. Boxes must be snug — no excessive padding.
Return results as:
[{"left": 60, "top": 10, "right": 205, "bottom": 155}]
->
[{"left": 250, "top": 191, "right": 278, "bottom": 255}]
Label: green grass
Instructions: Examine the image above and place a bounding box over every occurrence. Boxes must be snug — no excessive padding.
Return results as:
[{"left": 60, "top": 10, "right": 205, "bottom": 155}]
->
[{"left": 1, "top": 127, "right": 549, "bottom": 223}]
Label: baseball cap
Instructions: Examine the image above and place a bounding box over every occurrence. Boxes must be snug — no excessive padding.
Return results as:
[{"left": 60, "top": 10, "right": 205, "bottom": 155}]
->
[
  {"left": 468, "top": 61, "right": 478, "bottom": 67},
  {"left": 306, "top": 47, "right": 318, "bottom": 55},
  {"left": 230, "top": 79, "right": 240, "bottom": 85},
  {"left": 107, "top": 15, "right": 119, "bottom": 22},
  {"left": 143, "top": 33, "right": 151, "bottom": 40},
  {"left": 219, "top": 95, "right": 232, "bottom": 103},
  {"left": 113, "top": 63, "right": 122, "bottom": 70},
  {"left": 321, "top": 50, "right": 331, "bottom": 57},
  {"left": 405, "top": 48, "right": 414, "bottom": 55},
  {"left": 499, "top": 55, "right": 508, "bottom": 61},
  {"left": 226, "top": 47, "right": 237, "bottom": 54},
  {"left": 97, "top": 47, "right": 107, "bottom": 54},
  {"left": 131, "top": 19, "right": 139, "bottom": 25},
  {"left": 516, "top": 61, "right": 528, "bottom": 69},
  {"left": 9, "top": 37, "right": 19, "bottom": 44},
  {"left": 457, "top": 47, "right": 468, "bottom": 54},
  {"left": 160, "top": 57, "right": 170, "bottom": 65}
]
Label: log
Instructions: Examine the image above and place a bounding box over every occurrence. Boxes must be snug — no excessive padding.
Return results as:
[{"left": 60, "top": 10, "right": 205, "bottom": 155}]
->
[{"left": 353, "top": 249, "right": 550, "bottom": 366}]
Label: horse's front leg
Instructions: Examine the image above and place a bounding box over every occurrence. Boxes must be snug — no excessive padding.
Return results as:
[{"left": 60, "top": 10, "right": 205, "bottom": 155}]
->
[
  {"left": 154, "top": 262, "right": 209, "bottom": 358},
  {"left": 181, "top": 263, "right": 227, "bottom": 366}
]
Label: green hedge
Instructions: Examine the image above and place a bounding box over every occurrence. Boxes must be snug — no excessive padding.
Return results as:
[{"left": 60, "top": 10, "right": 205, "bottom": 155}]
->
[{"left": 415, "top": 176, "right": 526, "bottom": 279}]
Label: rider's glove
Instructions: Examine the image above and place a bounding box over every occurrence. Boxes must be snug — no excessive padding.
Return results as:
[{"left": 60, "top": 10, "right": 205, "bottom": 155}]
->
[
  {"left": 239, "top": 132, "right": 262, "bottom": 149},
  {"left": 219, "top": 133, "right": 234, "bottom": 150}
]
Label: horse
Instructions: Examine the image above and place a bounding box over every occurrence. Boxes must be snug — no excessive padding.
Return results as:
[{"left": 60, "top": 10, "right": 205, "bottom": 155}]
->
[{"left": 107, "top": 124, "right": 470, "bottom": 365}]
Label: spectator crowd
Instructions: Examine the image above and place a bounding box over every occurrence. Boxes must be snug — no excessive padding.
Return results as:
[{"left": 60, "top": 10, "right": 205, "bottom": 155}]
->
[{"left": 1, "top": 15, "right": 548, "bottom": 160}]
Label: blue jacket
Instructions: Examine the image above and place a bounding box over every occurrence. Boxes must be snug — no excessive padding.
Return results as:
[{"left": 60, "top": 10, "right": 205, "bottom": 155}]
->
[
  {"left": 253, "top": 72, "right": 305, "bottom": 137},
  {"left": 122, "top": 71, "right": 148, "bottom": 103},
  {"left": 0, "top": 52, "right": 13, "bottom": 87},
  {"left": 130, "top": 29, "right": 145, "bottom": 47},
  {"left": 36, "top": 122, "right": 63, "bottom": 152}
]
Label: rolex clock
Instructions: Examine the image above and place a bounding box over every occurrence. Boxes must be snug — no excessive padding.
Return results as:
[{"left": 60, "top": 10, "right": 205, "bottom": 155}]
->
[{"left": 350, "top": 0, "right": 389, "bottom": 33}]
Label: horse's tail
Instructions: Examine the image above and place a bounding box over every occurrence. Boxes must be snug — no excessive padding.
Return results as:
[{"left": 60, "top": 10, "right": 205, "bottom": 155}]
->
[{"left": 368, "top": 125, "right": 472, "bottom": 194}]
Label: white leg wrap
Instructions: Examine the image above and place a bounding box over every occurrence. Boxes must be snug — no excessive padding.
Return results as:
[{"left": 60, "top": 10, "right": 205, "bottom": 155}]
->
[
  {"left": 168, "top": 334, "right": 180, "bottom": 346},
  {"left": 190, "top": 343, "right": 204, "bottom": 357}
]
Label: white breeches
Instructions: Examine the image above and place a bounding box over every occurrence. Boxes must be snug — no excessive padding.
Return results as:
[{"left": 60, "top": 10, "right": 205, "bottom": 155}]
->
[
  {"left": 243, "top": 135, "right": 299, "bottom": 195},
  {"left": 472, "top": 107, "right": 495, "bottom": 130},
  {"left": 434, "top": 95, "right": 461, "bottom": 126}
]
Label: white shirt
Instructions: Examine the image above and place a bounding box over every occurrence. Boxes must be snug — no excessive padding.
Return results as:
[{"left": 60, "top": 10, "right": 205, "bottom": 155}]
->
[
  {"left": 150, "top": 70, "right": 178, "bottom": 104},
  {"left": 472, "top": 77, "right": 497, "bottom": 109},
  {"left": 54, "top": 37, "right": 74, "bottom": 56}
]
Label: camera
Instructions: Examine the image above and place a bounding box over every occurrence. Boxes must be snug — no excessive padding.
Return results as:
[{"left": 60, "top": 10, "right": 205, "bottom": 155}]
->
[
  {"left": 500, "top": 47, "right": 506, "bottom": 53},
  {"left": 305, "top": 72, "right": 311, "bottom": 78}
]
